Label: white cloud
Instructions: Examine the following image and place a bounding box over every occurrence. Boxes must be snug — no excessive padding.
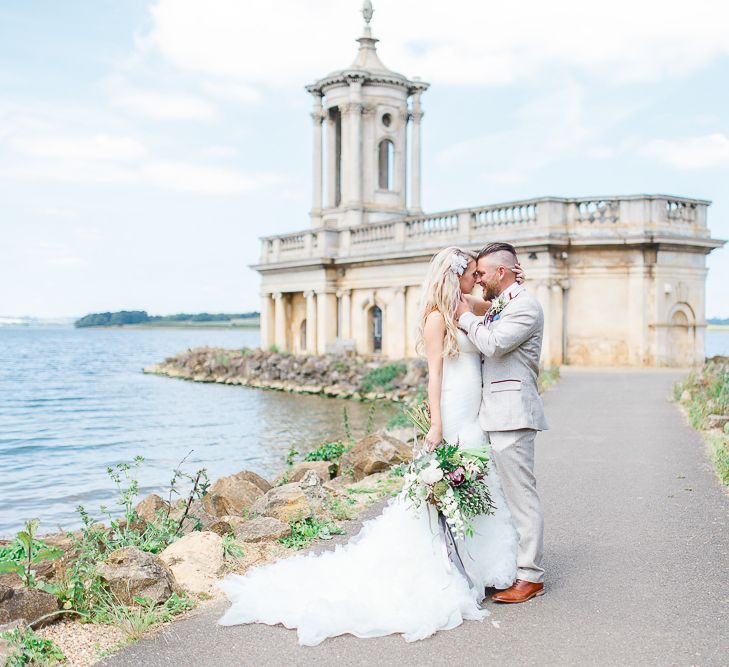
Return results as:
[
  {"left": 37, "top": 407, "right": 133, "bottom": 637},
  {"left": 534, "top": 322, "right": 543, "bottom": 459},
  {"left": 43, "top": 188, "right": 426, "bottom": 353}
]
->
[
  {"left": 110, "top": 89, "right": 216, "bottom": 120},
  {"left": 202, "top": 145, "right": 239, "bottom": 158},
  {"left": 640, "top": 133, "right": 729, "bottom": 169},
  {"left": 140, "top": 160, "right": 282, "bottom": 194},
  {"left": 140, "top": 0, "right": 729, "bottom": 87},
  {"left": 10, "top": 133, "right": 146, "bottom": 161},
  {"left": 202, "top": 81, "right": 261, "bottom": 105}
]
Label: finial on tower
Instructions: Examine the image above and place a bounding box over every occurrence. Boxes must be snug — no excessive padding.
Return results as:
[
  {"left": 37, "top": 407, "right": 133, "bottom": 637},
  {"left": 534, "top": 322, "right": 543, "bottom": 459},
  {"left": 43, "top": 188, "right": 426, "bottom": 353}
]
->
[{"left": 362, "top": 1, "right": 374, "bottom": 25}]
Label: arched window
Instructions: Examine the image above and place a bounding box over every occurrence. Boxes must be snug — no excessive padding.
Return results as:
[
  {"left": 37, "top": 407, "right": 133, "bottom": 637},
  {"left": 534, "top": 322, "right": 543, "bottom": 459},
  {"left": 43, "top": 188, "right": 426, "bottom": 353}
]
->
[
  {"left": 370, "top": 306, "right": 383, "bottom": 353},
  {"left": 378, "top": 140, "right": 394, "bottom": 190}
]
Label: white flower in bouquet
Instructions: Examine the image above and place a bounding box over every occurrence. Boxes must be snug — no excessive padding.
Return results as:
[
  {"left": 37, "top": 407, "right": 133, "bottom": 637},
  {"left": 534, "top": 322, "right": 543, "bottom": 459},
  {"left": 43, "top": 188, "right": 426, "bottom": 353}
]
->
[{"left": 418, "top": 460, "right": 444, "bottom": 485}]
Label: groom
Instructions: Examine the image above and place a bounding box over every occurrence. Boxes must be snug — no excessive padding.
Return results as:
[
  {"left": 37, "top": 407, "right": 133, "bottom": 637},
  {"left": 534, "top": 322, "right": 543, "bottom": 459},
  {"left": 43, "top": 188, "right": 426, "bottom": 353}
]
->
[{"left": 456, "top": 242, "right": 549, "bottom": 604}]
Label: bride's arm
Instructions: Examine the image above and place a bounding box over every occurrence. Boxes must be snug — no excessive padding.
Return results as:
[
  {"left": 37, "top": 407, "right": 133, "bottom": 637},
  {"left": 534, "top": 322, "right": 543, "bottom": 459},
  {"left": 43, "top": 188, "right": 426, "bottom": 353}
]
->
[
  {"left": 464, "top": 293, "right": 491, "bottom": 316},
  {"left": 423, "top": 311, "right": 446, "bottom": 451},
  {"left": 464, "top": 261, "right": 526, "bottom": 316}
]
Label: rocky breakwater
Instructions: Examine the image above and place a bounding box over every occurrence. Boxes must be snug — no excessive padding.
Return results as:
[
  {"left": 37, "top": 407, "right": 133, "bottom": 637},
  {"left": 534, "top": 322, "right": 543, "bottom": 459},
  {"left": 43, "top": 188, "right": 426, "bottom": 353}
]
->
[
  {"left": 0, "top": 431, "right": 413, "bottom": 665},
  {"left": 144, "top": 347, "right": 428, "bottom": 401}
]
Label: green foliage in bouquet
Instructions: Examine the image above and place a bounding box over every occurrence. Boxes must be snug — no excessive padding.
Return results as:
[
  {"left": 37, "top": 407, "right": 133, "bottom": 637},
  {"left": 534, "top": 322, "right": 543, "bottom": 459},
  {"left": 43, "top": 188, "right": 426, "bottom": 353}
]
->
[{"left": 402, "top": 401, "right": 496, "bottom": 538}]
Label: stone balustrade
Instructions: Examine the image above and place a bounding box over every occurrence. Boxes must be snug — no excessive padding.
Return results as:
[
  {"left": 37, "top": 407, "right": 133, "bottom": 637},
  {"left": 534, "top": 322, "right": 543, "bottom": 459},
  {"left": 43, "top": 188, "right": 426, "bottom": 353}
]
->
[{"left": 258, "top": 195, "right": 711, "bottom": 264}]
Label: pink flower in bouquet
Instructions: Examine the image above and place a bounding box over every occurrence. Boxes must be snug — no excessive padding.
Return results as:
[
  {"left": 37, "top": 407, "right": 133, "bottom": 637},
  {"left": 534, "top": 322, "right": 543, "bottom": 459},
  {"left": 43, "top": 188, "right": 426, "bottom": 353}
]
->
[{"left": 446, "top": 466, "right": 466, "bottom": 486}]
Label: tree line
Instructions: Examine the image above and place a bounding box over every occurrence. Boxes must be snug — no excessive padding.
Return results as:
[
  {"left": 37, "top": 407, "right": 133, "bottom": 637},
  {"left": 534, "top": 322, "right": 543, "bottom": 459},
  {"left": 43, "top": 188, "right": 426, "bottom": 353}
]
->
[{"left": 74, "top": 311, "right": 259, "bottom": 328}]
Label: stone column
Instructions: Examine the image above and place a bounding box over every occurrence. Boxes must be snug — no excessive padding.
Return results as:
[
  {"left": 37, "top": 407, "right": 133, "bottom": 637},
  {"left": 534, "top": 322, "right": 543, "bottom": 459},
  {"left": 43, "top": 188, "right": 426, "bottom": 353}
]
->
[
  {"left": 326, "top": 109, "right": 337, "bottom": 208},
  {"left": 273, "top": 292, "right": 287, "bottom": 351},
  {"left": 304, "top": 290, "right": 318, "bottom": 353},
  {"left": 342, "top": 77, "right": 364, "bottom": 227},
  {"left": 259, "top": 292, "right": 274, "bottom": 350},
  {"left": 389, "top": 287, "right": 407, "bottom": 358},
  {"left": 310, "top": 94, "right": 324, "bottom": 227},
  {"left": 316, "top": 291, "right": 337, "bottom": 355},
  {"left": 410, "top": 91, "right": 424, "bottom": 212},
  {"left": 338, "top": 288, "right": 352, "bottom": 339}
]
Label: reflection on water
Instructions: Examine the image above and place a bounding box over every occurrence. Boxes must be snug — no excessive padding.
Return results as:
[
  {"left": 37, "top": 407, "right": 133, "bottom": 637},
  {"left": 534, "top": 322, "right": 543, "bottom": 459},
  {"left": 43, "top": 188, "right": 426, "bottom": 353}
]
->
[{"left": 0, "top": 327, "right": 398, "bottom": 536}]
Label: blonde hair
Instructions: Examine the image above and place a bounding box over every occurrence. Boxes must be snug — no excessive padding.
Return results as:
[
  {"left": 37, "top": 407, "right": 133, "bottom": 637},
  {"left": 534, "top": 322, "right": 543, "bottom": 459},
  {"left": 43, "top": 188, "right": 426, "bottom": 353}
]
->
[{"left": 416, "top": 246, "right": 476, "bottom": 359}]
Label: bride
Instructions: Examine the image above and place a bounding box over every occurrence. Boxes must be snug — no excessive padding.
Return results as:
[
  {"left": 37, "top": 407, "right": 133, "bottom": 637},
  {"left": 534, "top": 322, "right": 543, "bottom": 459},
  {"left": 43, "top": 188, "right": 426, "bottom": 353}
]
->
[{"left": 218, "top": 246, "right": 520, "bottom": 646}]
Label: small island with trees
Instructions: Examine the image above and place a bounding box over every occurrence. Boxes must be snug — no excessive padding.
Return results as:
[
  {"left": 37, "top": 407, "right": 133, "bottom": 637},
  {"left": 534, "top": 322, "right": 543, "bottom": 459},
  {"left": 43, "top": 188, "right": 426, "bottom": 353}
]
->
[{"left": 74, "top": 311, "right": 260, "bottom": 328}]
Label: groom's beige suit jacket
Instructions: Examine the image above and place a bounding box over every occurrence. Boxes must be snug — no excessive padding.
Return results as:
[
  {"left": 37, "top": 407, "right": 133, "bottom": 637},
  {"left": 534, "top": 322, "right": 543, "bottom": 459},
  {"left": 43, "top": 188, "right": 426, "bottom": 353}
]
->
[{"left": 458, "top": 286, "right": 549, "bottom": 433}]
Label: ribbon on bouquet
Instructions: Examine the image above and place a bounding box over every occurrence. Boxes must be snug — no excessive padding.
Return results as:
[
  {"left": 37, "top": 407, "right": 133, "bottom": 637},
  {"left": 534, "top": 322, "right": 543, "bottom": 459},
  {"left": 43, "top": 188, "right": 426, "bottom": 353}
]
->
[{"left": 438, "top": 511, "right": 474, "bottom": 589}]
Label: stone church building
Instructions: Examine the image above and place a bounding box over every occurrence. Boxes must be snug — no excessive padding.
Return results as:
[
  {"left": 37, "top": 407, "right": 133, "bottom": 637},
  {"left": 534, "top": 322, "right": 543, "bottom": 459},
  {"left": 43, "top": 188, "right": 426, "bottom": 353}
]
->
[{"left": 253, "top": 3, "right": 724, "bottom": 367}]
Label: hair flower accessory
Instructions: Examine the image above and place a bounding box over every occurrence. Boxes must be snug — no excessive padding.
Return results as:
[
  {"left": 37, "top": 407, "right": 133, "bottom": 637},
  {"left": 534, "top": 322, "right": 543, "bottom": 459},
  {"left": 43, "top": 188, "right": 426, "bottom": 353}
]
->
[{"left": 450, "top": 254, "right": 468, "bottom": 276}]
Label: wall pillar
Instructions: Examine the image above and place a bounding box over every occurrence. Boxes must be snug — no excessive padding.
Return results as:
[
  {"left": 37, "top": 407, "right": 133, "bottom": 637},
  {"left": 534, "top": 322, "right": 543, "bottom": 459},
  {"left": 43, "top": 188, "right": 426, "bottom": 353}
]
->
[
  {"left": 388, "top": 287, "right": 407, "bottom": 358},
  {"left": 316, "top": 291, "right": 337, "bottom": 354},
  {"left": 310, "top": 93, "right": 324, "bottom": 227},
  {"left": 304, "top": 290, "right": 318, "bottom": 353},
  {"left": 273, "top": 292, "right": 287, "bottom": 351}
]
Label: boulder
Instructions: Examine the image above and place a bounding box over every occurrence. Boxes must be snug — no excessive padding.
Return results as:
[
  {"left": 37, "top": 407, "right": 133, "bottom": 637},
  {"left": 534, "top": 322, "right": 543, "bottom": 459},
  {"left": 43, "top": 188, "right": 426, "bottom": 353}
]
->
[
  {"left": 159, "top": 532, "right": 224, "bottom": 595},
  {"left": 339, "top": 432, "right": 413, "bottom": 481},
  {"left": 134, "top": 494, "right": 170, "bottom": 526},
  {"left": 250, "top": 471, "right": 328, "bottom": 523},
  {"left": 0, "top": 585, "right": 59, "bottom": 626},
  {"left": 234, "top": 517, "right": 290, "bottom": 543},
  {"left": 273, "top": 461, "right": 332, "bottom": 486},
  {"left": 385, "top": 427, "right": 417, "bottom": 445},
  {"left": 207, "top": 519, "right": 234, "bottom": 536},
  {"left": 97, "top": 547, "right": 176, "bottom": 606},
  {"left": 706, "top": 414, "right": 729, "bottom": 429},
  {"left": 202, "top": 470, "right": 270, "bottom": 518}
]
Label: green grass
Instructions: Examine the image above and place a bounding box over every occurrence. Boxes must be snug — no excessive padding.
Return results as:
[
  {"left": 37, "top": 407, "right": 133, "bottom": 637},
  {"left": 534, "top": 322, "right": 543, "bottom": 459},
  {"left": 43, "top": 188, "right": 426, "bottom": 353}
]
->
[
  {"left": 538, "top": 367, "right": 560, "bottom": 393},
  {"left": 278, "top": 517, "right": 344, "bottom": 550},
  {"left": 707, "top": 431, "right": 729, "bottom": 486},
  {"left": 674, "top": 360, "right": 729, "bottom": 486},
  {"left": 360, "top": 363, "right": 407, "bottom": 394}
]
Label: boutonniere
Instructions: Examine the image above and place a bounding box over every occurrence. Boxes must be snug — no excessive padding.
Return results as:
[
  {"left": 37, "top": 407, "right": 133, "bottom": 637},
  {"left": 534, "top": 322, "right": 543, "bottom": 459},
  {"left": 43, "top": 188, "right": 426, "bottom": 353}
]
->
[{"left": 485, "top": 294, "right": 509, "bottom": 323}]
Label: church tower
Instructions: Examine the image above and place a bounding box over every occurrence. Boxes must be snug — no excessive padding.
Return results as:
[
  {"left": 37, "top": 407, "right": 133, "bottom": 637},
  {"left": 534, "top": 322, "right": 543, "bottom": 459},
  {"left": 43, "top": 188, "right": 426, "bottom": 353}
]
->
[{"left": 306, "top": 1, "right": 429, "bottom": 229}]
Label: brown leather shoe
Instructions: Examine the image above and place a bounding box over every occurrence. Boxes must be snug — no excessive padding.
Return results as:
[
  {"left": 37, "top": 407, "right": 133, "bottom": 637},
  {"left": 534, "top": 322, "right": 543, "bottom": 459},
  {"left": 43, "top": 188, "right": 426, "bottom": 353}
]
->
[{"left": 491, "top": 579, "right": 545, "bottom": 603}]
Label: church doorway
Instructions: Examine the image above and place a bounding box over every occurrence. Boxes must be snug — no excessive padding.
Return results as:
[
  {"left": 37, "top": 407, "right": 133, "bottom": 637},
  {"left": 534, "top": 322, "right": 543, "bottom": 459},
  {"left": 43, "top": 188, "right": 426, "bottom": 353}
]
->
[{"left": 370, "top": 306, "right": 383, "bottom": 353}]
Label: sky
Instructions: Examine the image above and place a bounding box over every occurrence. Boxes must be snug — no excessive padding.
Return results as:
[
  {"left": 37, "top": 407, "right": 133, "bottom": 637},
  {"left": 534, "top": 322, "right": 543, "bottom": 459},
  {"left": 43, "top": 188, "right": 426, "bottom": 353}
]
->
[{"left": 1, "top": 0, "right": 728, "bottom": 319}]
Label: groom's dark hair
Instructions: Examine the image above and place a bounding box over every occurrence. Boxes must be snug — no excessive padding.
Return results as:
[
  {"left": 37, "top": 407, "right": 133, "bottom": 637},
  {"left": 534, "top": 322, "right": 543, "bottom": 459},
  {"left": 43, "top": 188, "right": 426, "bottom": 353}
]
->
[{"left": 477, "top": 242, "right": 518, "bottom": 261}]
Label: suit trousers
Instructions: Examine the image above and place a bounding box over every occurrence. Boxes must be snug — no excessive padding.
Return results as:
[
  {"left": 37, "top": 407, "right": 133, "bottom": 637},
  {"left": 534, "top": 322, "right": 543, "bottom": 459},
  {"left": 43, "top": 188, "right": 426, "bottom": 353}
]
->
[{"left": 487, "top": 428, "right": 544, "bottom": 584}]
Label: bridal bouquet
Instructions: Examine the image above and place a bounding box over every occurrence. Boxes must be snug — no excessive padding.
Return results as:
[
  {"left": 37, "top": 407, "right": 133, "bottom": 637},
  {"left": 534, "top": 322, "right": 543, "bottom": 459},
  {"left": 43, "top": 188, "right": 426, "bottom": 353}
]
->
[{"left": 402, "top": 403, "right": 495, "bottom": 539}]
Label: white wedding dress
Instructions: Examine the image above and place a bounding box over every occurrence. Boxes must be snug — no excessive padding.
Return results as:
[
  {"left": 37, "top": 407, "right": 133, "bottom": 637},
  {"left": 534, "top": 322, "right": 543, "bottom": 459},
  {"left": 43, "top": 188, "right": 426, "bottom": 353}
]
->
[{"left": 218, "top": 331, "right": 518, "bottom": 645}]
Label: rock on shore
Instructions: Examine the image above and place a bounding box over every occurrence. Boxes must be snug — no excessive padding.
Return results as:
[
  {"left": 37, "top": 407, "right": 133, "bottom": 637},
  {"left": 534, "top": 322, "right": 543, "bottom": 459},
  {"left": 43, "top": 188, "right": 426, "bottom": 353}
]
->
[{"left": 144, "top": 347, "right": 428, "bottom": 401}]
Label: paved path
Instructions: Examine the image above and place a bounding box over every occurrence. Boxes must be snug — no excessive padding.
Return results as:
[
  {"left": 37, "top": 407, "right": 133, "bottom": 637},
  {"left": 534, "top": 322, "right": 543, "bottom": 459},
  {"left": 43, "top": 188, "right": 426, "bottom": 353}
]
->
[{"left": 105, "top": 369, "right": 729, "bottom": 666}]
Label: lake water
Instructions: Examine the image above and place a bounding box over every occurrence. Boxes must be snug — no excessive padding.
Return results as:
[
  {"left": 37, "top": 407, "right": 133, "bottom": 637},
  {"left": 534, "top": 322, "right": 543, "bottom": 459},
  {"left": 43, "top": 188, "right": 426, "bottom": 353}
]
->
[
  {"left": 2, "top": 326, "right": 727, "bottom": 538},
  {"left": 706, "top": 330, "right": 729, "bottom": 358},
  {"left": 0, "top": 326, "right": 396, "bottom": 537}
]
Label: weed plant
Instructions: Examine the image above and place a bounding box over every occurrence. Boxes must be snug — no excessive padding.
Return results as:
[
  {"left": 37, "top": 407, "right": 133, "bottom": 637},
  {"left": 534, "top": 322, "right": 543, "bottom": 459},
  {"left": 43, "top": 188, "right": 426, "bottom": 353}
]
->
[
  {"left": 0, "top": 627, "right": 65, "bottom": 667},
  {"left": 279, "top": 517, "right": 344, "bottom": 550},
  {"left": 0, "top": 519, "right": 62, "bottom": 591}
]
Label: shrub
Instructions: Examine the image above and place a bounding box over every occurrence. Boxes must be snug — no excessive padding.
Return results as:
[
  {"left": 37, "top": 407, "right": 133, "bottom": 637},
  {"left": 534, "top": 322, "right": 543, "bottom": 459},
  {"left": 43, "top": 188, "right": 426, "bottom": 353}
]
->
[
  {"left": 360, "top": 363, "right": 407, "bottom": 394},
  {"left": 0, "top": 627, "right": 65, "bottom": 667}
]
